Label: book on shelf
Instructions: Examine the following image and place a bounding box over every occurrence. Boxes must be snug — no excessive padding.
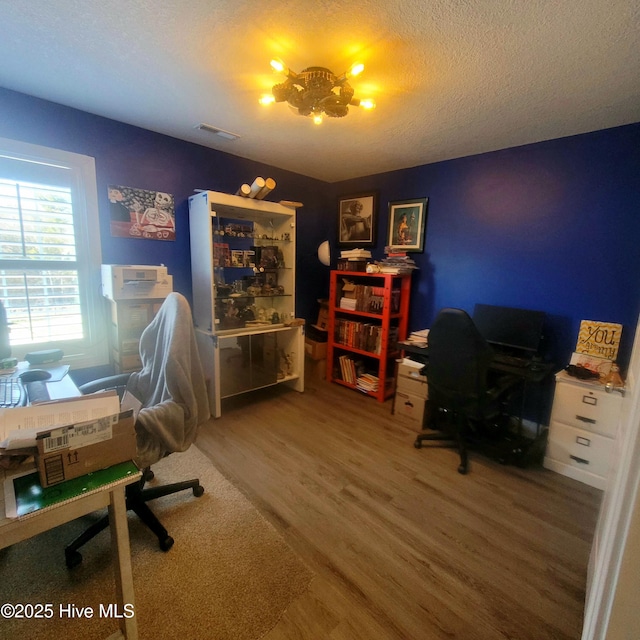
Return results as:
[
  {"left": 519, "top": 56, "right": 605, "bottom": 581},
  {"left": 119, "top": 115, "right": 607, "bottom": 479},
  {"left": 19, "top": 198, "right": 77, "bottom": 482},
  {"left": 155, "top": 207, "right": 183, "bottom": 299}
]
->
[
  {"left": 338, "top": 355, "right": 354, "bottom": 384},
  {"left": 338, "top": 284, "right": 399, "bottom": 314},
  {"left": 337, "top": 355, "right": 368, "bottom": 385},
  {"left": 334, "top": 319, "right": 384, "bottom": 354},
  {"left": 356, "top": 373, "right": 379, "bottom": 393},
  {"left": 3, "top": 460, "right": 140, "bottom": 519},
  {"left": 374, "top": 252, "right": 419, "bottom": 274},
  {"left": 340, "top": 248, "right": 372, "bottom": 259}
]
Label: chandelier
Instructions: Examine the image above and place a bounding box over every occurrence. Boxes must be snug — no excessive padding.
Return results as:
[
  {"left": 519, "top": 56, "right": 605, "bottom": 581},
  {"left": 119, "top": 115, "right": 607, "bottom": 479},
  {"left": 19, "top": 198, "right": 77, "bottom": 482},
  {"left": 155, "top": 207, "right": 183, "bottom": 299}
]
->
[{"left": 259, "top": 59, "right": 376, "bottom": 125}]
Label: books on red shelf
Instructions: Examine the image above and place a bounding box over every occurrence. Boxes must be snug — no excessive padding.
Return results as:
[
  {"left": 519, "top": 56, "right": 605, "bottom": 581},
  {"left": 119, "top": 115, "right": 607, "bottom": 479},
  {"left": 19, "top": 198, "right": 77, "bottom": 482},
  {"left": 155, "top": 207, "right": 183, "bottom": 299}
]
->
[
  {"left": 340, "top": 248, "right": 372, "bottom": 259},
  {"left": 356, "top": 373, "right": 379, "bottom": 393}
]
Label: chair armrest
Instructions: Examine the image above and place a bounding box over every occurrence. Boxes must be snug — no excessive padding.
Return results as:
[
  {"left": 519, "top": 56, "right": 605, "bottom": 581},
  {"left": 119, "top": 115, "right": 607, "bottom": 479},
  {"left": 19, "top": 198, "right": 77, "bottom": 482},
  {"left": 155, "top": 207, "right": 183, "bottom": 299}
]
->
[{"left": 79, "top": 373, "right": 132, "bottom": 396}]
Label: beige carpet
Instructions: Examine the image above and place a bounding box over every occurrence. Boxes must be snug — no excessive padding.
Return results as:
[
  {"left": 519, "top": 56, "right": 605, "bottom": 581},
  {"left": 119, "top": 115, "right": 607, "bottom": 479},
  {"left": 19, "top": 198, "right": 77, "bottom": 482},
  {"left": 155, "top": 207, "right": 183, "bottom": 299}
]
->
[{"left": 0, "top": 444, "right": 313, "bottom": 640}]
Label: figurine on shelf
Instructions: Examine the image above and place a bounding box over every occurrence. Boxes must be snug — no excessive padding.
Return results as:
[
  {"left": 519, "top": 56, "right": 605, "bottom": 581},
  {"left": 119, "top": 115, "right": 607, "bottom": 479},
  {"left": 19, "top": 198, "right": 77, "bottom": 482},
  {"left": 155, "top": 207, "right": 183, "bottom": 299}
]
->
[{"left": 603, "top": 362, "right": 625, "bottom": 394}]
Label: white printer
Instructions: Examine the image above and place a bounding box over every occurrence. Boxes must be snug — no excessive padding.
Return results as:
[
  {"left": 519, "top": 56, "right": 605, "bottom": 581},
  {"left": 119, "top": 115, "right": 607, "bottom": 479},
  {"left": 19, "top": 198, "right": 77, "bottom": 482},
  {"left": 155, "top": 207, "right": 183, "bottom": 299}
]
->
[{"left": 101, "top": 264, "right": 173, "bottom": 300}]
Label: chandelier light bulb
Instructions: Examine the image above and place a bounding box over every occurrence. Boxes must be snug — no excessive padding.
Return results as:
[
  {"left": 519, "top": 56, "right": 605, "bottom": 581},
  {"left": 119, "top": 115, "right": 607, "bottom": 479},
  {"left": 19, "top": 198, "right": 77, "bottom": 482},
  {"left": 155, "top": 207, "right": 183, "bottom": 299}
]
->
[
  {"left": 270, "top": 58, "right": 286, "bottom": 74},
  {"left": 349, "top": 62, "right": 365, "bottom": 77},
  {"left": 359, "top": 99, "right": 376, "bottom": 110},
  {"left": 313, "top": 113, "right": 323, "bottom": 125},
  {"left": 259, "top": 94, "right": 276, "bottom": 106}
]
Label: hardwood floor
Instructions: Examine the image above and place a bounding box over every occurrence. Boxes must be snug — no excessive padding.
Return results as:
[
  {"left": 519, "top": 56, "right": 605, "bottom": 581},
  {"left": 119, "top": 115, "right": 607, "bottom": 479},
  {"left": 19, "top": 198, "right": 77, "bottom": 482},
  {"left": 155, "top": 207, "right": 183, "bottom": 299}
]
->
[{"left": 196, "top": 371, "right": 602, "bottom": 640}]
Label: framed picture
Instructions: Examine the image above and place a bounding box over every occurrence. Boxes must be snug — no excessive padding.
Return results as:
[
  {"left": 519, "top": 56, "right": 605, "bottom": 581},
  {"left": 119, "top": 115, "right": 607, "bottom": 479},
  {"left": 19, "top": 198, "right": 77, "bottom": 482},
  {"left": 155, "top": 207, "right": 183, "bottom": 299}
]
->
[
  {"left": 387, "top": 198, "right": 429, "bottom": 252},
  {"left": 338, "top": 193, "right": 377, "bottom": 246}
]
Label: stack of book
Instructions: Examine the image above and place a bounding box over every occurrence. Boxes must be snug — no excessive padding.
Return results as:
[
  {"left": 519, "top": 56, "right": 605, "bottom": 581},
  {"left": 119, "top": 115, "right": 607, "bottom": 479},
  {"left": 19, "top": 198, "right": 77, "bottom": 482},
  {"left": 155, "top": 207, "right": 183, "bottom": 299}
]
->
[
  {"left": 340, "top": 248, "right": 372, "bottom": 260},
  {"left": 337, "top": 248, "right": 372, "bottom": 272},
  {"left": 407, "top": 328, "right": 429, "bottom": 347},
  {"left": 356, "top": 373, "right": 379, "bottom": 394},
  {"left": 376, "top": 249, "right": 419, "bottom": 274}
]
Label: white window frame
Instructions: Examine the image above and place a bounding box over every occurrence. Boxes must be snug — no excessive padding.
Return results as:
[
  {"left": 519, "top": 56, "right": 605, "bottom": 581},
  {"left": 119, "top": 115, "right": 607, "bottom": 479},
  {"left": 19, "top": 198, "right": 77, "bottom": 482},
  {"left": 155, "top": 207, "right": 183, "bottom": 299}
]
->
[{"left": 0, "top": 137, "right": 108, "bottom": 369}]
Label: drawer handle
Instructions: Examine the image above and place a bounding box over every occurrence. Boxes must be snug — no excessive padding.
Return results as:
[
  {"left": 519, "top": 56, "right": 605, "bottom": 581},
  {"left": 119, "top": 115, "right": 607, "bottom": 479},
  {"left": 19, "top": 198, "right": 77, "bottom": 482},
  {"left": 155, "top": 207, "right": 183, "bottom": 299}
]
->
[
  {"left": 576, "top": 415, "right": 596, "bottom": 424},
  {"left": 570, "top": 455, "right": 589, "bottom": 465},
  {"left": 582, "top": 395, "right": 597, "bottom": 406}
]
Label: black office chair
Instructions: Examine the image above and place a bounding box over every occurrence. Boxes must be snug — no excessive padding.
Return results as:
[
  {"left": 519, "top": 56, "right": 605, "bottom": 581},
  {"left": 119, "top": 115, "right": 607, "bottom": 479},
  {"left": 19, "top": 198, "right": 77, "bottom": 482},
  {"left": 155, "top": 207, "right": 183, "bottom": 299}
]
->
[
  {"left": 65, "top": 292, "right": 211, "bottom": 568},
  {"left": 413, "top": 308, "right": 519, "bottom": 474}
]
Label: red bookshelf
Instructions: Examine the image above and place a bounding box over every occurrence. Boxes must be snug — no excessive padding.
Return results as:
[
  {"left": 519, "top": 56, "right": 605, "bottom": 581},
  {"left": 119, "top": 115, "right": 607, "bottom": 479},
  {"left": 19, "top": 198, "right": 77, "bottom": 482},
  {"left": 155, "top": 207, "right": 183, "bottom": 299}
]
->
[{"left": 326, "top": 270, "right": 412, "bottom": 402}]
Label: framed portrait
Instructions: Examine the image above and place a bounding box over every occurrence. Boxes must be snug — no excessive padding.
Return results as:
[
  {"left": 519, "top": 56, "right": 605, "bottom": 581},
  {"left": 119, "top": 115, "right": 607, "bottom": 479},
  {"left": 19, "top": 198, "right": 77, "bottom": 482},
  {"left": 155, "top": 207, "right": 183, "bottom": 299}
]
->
[
  {"left": 337, "top": 193, "right": 377, "bottom": 246},
  {"left": 386, "top": 198, "right": 429, "bottom": 252}
]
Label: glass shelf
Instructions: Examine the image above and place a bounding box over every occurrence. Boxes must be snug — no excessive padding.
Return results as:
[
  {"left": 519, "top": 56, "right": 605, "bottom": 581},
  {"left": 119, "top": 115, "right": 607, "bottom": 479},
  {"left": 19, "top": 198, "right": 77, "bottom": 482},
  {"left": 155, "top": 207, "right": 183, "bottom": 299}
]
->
[
  {"left": 215, "top": 293, "right": 292, "bottom": 300},
  {"left": 213, "top": 266, "right": 292, "bottom": 270},
  {"left": 212, "top": 233, "right": 292, "bottom": 244}
]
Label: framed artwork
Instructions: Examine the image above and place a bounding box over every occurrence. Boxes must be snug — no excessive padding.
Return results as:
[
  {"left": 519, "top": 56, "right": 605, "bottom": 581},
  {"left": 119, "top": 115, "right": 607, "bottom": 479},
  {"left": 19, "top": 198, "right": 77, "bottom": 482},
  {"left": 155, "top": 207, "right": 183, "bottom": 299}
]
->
[
  {"left": 387, "top": 198, "right": 429, "bottom": 252},
  {"left": 108, "top": 184, "right": 175, "bottom": 241},
  {"left": 337, "top": 193, "right": 377, "bottom": 246}
]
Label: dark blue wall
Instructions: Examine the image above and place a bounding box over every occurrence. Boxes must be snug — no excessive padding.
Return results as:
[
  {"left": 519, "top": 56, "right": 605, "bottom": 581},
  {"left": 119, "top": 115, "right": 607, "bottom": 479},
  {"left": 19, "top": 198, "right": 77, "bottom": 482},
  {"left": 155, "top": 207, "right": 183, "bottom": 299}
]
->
[
  {"left": 330, "top": 124, "right": 640, "bottom": 376},
  {"left": 2, "top": 86, "right": 639, "bottom": 388}
]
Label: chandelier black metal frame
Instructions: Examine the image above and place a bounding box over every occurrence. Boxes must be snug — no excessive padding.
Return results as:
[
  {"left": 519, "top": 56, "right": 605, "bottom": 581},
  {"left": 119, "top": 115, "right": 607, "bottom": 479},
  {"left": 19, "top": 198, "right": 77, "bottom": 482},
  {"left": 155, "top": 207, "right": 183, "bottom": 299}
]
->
[{"left": 260, "top": 59, "right": 375, "bottom": 124}]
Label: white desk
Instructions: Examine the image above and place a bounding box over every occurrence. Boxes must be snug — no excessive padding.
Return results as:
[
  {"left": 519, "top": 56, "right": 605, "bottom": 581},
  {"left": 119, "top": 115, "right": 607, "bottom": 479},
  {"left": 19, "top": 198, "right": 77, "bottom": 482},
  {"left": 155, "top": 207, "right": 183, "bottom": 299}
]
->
[{"left": 0, "top": 464, "right": 140, "bottom": 640}]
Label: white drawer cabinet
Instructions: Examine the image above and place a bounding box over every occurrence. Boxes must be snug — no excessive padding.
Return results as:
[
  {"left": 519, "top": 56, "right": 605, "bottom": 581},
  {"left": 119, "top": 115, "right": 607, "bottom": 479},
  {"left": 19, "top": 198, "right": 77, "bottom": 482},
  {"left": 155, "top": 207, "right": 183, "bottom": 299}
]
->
[{"left": 544, "top": 371, "right": 623, "bottom": 489}]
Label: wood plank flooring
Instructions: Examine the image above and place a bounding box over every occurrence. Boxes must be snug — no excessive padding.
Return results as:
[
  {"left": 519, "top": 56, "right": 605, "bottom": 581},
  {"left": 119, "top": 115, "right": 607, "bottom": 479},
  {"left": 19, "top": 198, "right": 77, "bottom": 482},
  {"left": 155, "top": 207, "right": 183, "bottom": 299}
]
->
[{"left": 196, "top": 371, "right": 602, "bottom": 640}]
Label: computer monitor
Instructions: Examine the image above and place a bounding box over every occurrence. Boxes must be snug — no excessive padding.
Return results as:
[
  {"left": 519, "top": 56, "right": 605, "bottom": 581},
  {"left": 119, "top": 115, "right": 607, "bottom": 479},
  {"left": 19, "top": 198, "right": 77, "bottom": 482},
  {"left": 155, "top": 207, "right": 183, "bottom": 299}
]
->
[{"left": 472, "top": 303, "right": 545, "bottom": 355}]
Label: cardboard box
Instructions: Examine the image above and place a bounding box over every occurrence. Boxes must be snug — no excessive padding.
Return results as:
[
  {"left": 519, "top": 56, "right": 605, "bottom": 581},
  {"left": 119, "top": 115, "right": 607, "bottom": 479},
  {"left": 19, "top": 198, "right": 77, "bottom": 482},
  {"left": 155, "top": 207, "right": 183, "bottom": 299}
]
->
[
  {"left": 397, "top": 358, "right": 427, "bottom": 382},
  {"left": 35, "top": 411, "right": 136, "bottom": 487},
  {"left": 341, "top": 282, "right": 357, "bottom": 299},
  {"left": 396, "top": 373, "right": 428, "bottom": 399},
  {"left": 315, "top": 301, "right": 329, "bottom": 331},
  {"left": 305, "top": 356, "right": 327, "bottom": 380},
  {"left": 393, "top": 390, "right": 427, "bottom": 430},
  {"left": 305, "top": 338, "right": 327, "bottom": 361}
]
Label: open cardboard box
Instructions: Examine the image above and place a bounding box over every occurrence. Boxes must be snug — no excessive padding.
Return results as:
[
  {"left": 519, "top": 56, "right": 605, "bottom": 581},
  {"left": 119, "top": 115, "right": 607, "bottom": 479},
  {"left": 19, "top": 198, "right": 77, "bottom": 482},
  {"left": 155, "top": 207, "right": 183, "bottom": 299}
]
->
[{"left": 35, "top": 410, "right": 136, "bottom": 488}]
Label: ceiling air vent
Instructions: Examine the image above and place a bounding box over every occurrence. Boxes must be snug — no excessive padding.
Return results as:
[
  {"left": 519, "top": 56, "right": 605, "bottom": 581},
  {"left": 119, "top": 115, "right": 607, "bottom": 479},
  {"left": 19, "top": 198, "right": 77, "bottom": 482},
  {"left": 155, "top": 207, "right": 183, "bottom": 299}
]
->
[{"left": 195, "top": 123, "right": 241, "bottom": 141}]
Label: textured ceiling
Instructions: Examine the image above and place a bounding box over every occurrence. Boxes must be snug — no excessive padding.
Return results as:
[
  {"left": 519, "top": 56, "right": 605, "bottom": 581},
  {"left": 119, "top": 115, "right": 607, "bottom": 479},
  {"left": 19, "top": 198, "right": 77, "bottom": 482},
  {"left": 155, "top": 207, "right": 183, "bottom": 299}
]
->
[{"left": 0, "top": 1, "right": 638, "bottom": 182}]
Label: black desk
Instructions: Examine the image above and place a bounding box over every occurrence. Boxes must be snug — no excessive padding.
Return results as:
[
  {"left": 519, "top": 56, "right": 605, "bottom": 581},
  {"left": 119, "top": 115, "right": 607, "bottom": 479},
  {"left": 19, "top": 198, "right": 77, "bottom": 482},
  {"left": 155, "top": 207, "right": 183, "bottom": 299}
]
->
[
  {"left": 399, "top": 341, "right": 553, "bottom": 383},
  {"left": 397, "top": 341, "right": 554, "bottom": 466}
]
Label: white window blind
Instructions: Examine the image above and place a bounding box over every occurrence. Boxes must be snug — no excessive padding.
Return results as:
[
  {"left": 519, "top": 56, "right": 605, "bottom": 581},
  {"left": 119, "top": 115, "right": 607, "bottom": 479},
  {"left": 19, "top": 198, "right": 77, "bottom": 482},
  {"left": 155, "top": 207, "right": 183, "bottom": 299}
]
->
[{"left": 0, "top": 138, "right": 108, "bottom": 368}]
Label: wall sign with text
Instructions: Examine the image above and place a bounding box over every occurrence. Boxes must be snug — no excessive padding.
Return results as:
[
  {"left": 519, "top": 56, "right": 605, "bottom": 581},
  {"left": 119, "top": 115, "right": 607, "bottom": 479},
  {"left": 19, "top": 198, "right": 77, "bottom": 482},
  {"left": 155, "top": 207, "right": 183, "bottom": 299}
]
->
[{"left": 576, "top": 320, "right": 623, "bottom": 361}]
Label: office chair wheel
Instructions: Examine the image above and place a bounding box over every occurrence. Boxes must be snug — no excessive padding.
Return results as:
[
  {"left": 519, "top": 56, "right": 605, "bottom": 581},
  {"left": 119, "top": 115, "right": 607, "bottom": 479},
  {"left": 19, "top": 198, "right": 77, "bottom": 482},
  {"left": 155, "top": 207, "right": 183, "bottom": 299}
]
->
[
  {"left": 413, "top": 438, "right": 422, "bottom": 449},
  {"left": 65, "top": 549, "right": 83, "bottom": 569},
  {"left": 143, "top": 468, "right": 155, "bottom": 482},
  {"left": 193, "top": 483, "right": 204, "bottom": 497},
  {"left": 159, "top": 535, "right": 174, "bottom": 552},
  {"left": 458, "top": 464, "right": 468, "bottom": 475}
]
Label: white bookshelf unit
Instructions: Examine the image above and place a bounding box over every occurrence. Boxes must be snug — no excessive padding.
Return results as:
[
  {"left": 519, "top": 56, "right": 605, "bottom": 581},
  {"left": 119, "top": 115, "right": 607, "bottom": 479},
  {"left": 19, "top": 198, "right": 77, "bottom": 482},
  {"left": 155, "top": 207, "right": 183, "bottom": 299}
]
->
[{"left": 188, "top": 190, "right": 304, "bottom": 417}]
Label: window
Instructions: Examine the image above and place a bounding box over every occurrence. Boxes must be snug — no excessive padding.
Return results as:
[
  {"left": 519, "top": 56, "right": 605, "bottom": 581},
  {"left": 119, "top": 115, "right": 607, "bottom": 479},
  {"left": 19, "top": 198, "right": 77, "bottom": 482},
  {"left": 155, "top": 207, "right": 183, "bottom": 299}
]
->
[{"left": 0, "top": 138, "right": 108, "bottom": 368}]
